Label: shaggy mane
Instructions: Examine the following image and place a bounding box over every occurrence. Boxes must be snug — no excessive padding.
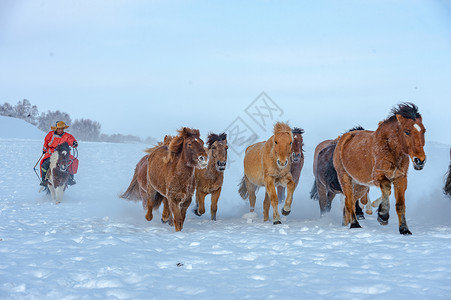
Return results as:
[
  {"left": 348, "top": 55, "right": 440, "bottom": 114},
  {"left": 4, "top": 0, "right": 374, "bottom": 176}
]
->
[
  {"left": 168, "top": 127, "right": 200, "bottom": 156},
  {"left": 207, "top": 132, "right": 227, "bottom": 148},
  {"left": 347, "top": 125, "right": 365, "bottom": 132},
  {"left": 384, "top": 102, "right": 421, "bottom": 123},
  {"left": 274, "top": 122, "right": 291, "bottom": 135},
  {"left": 292, "top": 127, "right": 304, "bottom": 135}
]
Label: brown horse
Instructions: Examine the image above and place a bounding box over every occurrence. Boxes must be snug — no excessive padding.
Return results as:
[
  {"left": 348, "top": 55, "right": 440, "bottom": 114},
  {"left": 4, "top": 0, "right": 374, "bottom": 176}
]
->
[
  {"left": 277, "top": 127, "right": 304, "bottom": 202},
  {"left": 193, "top": 133, "right": 228, "bottom": 220},
  {"left": 239, "top": 122, "right": 295, "bottom": 224},
  {"left": 310, "top": 127, "right": 373, "bottom": 217},
  {"left": 444, "top": 148, "right": 451, "bottom": 198},
  {"left": 333, "top": 103, "right": 426, "bottom": 235}
]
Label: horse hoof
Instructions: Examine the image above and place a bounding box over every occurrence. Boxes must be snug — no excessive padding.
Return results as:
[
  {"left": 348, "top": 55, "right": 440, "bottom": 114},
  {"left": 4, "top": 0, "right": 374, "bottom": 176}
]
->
[
  {"left": 356, "top": 214, "right": 365, "bottom": 220},
  {"left": 350, "top": 222, "right": 362, "bottom": 229},
  {"left": 273, "top": 220, "right": 282, "bottom": 225},
  {"left": 281, "top": 208, "right": 291, "bottom": 216},
  {"left": 399, "top": 227, "right": 412, "bottom": 235},
  {"left": 193, "top": 209, "right": 202, "bottom": 216},
  {"left": 377, "top": 215, "right": 389, "bottom": 226},
  {"left": 366, "top": 210, "right": 373, "bottom": 215},
  {"left": 161, "top": 218, "right": 168, "bottom": 224}
]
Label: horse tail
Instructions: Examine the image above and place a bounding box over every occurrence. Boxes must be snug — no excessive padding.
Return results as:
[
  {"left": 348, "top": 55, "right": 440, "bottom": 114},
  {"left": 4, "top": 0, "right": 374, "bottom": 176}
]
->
[
  {"left": 444, "top": 163, "right": 451, "bottom": 198},
  {"left": 120, "top": 168, "right": 141, "bottom": 201},
  {"left": 325, "top": 145, "right": 342, "bottom": 193},
  {"left": 238, "top": 176, "right": 248, "bottom": 200},
  {"left": 310, "top": 180, "right": 319, "bottom": 200}
]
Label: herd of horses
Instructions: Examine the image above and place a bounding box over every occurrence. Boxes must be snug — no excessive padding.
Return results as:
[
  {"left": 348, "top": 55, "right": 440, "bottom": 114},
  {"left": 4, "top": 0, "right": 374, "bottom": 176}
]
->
[{"left": 46, "top": 102, "right": 449, "bottom": 235}]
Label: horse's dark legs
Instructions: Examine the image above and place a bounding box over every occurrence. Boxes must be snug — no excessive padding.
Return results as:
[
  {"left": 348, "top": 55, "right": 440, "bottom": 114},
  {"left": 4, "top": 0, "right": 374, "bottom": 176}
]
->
[
  {"left": 394, "top": 176, "right": 411, "bottom": 235},
  {"left": 317, "top": 180, "right": 330, "bottom": 216},
  {"left": 355, "top": 199, "right": 365, "bottom": 220}
]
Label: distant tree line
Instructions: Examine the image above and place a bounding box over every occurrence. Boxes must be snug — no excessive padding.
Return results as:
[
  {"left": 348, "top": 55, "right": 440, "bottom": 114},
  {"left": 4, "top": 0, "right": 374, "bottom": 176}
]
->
[{"left": 0, "top": 99, "right": 157, "bottom": 144}]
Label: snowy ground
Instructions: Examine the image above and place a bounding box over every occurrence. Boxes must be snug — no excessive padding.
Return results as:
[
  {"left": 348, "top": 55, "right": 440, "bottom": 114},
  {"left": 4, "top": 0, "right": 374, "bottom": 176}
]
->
[{"left": 0, "top": 117, "right": 451, "bottom": 299}]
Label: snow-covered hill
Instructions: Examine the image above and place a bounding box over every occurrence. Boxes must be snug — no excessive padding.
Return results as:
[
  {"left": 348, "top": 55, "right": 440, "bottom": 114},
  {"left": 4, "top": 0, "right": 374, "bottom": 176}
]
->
[
  {"left": 0, "top": 117, "right": 450, "bottom": 299},
  {"left": 0, "top": 116, "right": 44, "bottom": 140}
]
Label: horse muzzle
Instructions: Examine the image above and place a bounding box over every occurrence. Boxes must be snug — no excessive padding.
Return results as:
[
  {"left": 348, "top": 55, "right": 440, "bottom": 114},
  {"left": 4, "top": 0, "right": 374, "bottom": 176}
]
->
[
  {"left": 292, "top": 153, "right": 301, "bottom": 163},
  {"left": 413, "top": 157, "right": 425, "bottom": 170},
  {"left": 216, "top": 161, "right": 227, "bottom": 171},
  {"left": 277, "top": 159, "right": 288, "bottom": 169},
  {"left": 197, "top": 155, "right": 208, "bottom": 169}
]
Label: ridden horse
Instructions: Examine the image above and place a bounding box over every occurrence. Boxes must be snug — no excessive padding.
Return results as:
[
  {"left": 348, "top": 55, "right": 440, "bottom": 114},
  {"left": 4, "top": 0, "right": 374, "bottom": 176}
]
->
[
  {"left": 239, "top": 122, "right": 295, "bottom": 224},
  {"left": 45, "top": 142, "right": 72, "bottom": 204},
  {"left": 333, "top": 103, "right": 426, "bottom": 235},
  {"left": 144, "top": 128, "right": 207, "bottom": 232},
  {"left": 310, "top": 127, "right": 373, "bottom": 218},
  {"left": 193, "top": 133, "right": 228, "bottom": 220},
  {"left": 444, "top": 148, "right": 451, "bottom": 198},
  {"left": 277, "top": 127, "right": 304, "bottom": 202}
]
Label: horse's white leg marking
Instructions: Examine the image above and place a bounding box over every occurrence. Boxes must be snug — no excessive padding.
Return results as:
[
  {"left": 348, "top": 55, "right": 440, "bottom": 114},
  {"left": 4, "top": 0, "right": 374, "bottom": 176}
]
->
[
  {"left": 55, "top": 186, "right": 64, "bottom": 204},
  {"left": 365, "top": 195, "right": 373, "bottom": 215},
  {"left": 371, "top": 196, "right": 382, "bottom": 208}
]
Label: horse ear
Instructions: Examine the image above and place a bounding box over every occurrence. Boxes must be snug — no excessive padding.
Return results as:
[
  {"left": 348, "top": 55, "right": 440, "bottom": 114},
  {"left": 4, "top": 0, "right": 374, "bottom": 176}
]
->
[{"left": 395, "top": 114, "right": 404, "bottom": 125}]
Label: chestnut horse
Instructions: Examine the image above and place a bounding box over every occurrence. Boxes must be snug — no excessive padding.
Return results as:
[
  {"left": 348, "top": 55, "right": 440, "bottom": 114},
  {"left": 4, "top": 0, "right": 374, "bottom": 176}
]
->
[
  {"left": 310, "top": 127, "right": 373, "bottom": 218},
  {"left": 444, "top": 148, "right": 451, "bottom": 198},
  {"left": 45, "top": 142, "right": 72, "bottom": 204},
  {"left": 239, "top": 122, "right": 295, "bottom": 224},
  {"left": 193, "top": 133, "right": 228, "bottom": 220},
  {"left": 333, "top": 103, "right": 426, "bottom": 234},
  {"left": 145, "top": 128, "right": 207, "bottom": 232},
  {"left": 277, "top": 127, "right": 304, "bottom": 202}
]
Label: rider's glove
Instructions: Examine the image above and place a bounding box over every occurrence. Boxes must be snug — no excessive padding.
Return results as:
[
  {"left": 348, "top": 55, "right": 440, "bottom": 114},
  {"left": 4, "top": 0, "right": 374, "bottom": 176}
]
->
[
  {"left": 42, "top": 150, "right": 46, "bottom": 154},
  {"left": 73, "top": 141, "right": 78, "bottom": 148}
]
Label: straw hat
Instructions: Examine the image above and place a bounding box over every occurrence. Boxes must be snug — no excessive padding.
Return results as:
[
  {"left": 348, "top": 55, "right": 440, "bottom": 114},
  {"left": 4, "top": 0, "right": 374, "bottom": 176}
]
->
[{"left": 51, "top": 121, "right": 69, "bottom": 131}]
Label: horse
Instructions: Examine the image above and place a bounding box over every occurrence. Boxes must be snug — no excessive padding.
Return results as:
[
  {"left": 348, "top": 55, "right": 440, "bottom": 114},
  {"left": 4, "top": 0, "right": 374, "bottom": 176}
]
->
[
  {"left": 277, "top": 127, "right": 304, "bottom": 202},
  {"left": 193, "top": 133, "right": 228, "bottom": 220},
  {"left": 143, "top": 128, "right": 207, "bottom": 232},
  {"left": 444, "top": 148, "right": 451, "bottom": 198},
  {"left": 45, "top": 142, "right": 72, "bottom": 204},
  {"left": 333, "top": 103, "right": 426, "bottom": 235},
  {"left": 239, "top": 122, "right": 295, "bottom": 224},
  {"left": 310, "top": 126, "right": 373, "bottom": 218}
]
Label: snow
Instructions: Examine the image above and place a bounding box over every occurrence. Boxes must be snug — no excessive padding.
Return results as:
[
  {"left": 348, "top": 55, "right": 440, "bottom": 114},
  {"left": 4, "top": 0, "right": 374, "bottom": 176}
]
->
[{"left": 1, "top": 117, "right": 451, "bottom": 299}]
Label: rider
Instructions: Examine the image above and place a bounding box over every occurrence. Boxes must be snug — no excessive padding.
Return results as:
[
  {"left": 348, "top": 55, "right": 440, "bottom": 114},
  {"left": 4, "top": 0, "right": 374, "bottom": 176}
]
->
[{"left": 40, "top": 121, "right": 78, "bottom": 186}]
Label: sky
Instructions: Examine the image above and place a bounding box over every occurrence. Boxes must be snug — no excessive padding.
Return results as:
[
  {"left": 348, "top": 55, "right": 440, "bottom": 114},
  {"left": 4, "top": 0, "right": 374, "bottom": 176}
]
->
[{"left": 1, "top": 0, "right": 451, "bottom": 147}]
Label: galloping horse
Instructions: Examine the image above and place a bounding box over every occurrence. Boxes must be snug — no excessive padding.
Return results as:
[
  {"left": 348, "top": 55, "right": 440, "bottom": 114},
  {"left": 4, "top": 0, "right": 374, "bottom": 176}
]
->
[
  {"left": 310, "top": 127, "right": 373, "bottom": 217},
  {"left": 333, "top": 103, "right": 426, "bottom": 234},
  {"left": 45, "top": 142, "right": 72, "bottom": 204},
  {"left": 277, "top": 127, "right": 304, "bottom": 202},
  {"left": 239, "top": 122, "right": 295, "bottom": 224},
  {"left": 193, "top": 133, "right": 228, "bottom": 220},
  {"left": 444, "top": 148, "right": 451, "bottom": 198},
  {"left": 144, "top": 128, "right": 207, "bottom": 232}
]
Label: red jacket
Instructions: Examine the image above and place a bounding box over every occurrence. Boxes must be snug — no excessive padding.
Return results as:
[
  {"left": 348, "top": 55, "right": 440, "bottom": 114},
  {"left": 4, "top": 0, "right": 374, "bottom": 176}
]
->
[{"left": 42, "top": 131, "right": 77, "bottom": 161}]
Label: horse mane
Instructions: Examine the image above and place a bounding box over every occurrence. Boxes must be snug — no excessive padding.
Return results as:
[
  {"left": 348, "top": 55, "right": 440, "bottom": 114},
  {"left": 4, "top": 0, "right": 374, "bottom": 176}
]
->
[
  {"left": 347, "top": 125, "right": 365, "bottom": 132},
  {"left": 55, "top": 141, "right": 70, "bottom": 153},
  {"left": 292, "top": 127, "right": 304, "bottom": 135},
  {"left": 163, "top": 127, "right": 200, "bottom": 162},
  {"left": 274, "top": 122, "right": 292, "bottom": 135},
  {"left": 207, "top": 132, "right": 227, "bottom": 149},
  {"left": 384, "top": 102, "right": 421, "bottom": 123}
]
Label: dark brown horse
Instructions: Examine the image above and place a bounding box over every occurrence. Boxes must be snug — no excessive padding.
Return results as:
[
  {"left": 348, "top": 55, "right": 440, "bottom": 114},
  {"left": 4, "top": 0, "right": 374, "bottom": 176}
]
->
[
  {"left": 239, "top": 122, "right": 295, "bottom": 224},
  {"left": 334, "top": 103, "right": 426, "bottom": 235},
  {"left": 193, "top": 133, "right": 228, "bottom": 220},
  {"left": 277, "top": 127, "right": 304, "bottom": 202},
  {"left": 444, "top": 148, "right": 451, "bottom": 198},
  {"left": 310, "top": 127, "right": 373, "bottom": 218},
  {"left": 46, "top": 142, "right": 72, "bottom": 204}
]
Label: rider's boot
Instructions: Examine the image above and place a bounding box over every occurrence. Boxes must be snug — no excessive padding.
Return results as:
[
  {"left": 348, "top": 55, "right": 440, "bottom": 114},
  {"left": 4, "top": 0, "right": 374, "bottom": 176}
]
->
[{"left": 68, "top": 174, "right": 76, "bottom": 186}]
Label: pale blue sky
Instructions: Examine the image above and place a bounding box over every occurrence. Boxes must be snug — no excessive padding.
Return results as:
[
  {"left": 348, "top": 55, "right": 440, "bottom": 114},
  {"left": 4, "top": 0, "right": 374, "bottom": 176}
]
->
[{"left": 1, "top": 0, "right": 450, "bottom": 146}]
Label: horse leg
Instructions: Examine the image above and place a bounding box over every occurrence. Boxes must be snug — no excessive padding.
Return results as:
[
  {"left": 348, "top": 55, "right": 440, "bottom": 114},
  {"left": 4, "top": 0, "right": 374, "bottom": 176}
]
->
[
  {"left": 180, "top": 197, "right": 192, "bottom": 223},
  {"left": 161, "top": 197, "right": 173, "bottom": 225},
  {"left": 317, "top": 179, "right": 329, "bottom": 216},
  {"left": 277, "top": 186, "right": 285, "bottom": 202},
  {"left": 169, "top": 198, "right": 183, "bottom": 232},
  {"left": 341, "top": 174, "right": 361, "bottom": 228},
  {"left": 244, "top": 176, "right": 257, "bottom": 213},
  {"left": 281, "top": 178, "right": 296, "bottom": 216},
  {"left": 55, "top": 186, "right": 64, "bottom": 204},
  {"left": 264, "top": 176, "right": 281, "bottom": 224},
  {"left": 194, "top": 190, "right": 207, "bottom": 216},
  {"left": 377, "top": 179, "right": 391, "bottom": 225},
  {"left": 393, "top": 176, "right": 411, "bottom": 235},
  {"left": 361, "top": 191, "right": 373, "bottom": 215},
  {"left": 210, "top": 187, "right": 222, "bottom": 221},
  {"left": 263, "top": 192, "right": 271, "bottom": 222},
  {"left": 355, "top": 199, "right": 365, "bottom": 220}
]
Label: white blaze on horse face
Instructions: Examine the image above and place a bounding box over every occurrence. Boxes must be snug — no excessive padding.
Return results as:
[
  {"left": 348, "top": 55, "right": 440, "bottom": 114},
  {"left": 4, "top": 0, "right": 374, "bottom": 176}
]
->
[
  {"left": 62, "top": 150, "right": 67, "bottom": 155},
  {"left": 413, "top": 124, "right": 421, "bottom": 132}
]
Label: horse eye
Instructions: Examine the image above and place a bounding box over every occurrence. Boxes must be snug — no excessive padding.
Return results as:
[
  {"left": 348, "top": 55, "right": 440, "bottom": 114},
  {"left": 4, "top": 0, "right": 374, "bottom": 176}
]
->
[
  {"left": 212, "top": 146, "right": 216, "bottom": 150},
  {"left": 404, "top": 131, "right": 410, "bottom": 136},
  {"left": 275, "top": 141, "right": 278, "bottom": 144}
]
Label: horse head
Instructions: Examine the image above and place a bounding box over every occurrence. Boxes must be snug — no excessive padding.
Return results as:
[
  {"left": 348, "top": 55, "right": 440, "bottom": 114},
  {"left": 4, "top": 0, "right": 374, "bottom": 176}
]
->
[
  {"left": 273, "top": 122, "right": 293, "bottom": 169},
  {"left": 207, "top": 132, "right": 228, "bottom": 172},
  {"left": 54, "top": 142, "right": 71, "bottom": 172},
  {"left": 169, "top": 127, "right": 208, "bottom": 169},
  {"left": 393, "top": 103, "right": 426, "bottom": 170},
  {"left": 291, "top": 127, "right": 304, "bottom": 163}
]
